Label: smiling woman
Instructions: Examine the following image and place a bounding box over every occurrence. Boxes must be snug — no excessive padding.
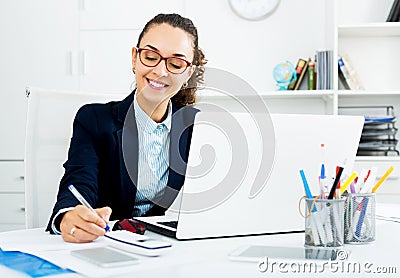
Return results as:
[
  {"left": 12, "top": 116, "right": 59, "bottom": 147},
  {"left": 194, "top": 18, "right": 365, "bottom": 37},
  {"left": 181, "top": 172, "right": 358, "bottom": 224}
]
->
[{"left": 46, "top": 13, "right": 207, "bottom": 243}]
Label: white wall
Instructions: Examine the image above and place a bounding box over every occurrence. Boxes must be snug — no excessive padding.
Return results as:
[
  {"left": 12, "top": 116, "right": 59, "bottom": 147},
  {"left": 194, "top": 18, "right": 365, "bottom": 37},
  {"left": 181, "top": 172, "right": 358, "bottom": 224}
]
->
[
  {"left": 337, "top": 0, "right": 394, "bottom": 24},
  {"left": 185, "top": 0, "right": 328, "bottom": 92}
]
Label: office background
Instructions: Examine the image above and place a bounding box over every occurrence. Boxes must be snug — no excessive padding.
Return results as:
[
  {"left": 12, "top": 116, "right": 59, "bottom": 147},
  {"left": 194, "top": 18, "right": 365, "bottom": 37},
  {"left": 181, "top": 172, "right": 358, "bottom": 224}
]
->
[{"left": 0, "top": 0, "right": 398, "bottom": 231}]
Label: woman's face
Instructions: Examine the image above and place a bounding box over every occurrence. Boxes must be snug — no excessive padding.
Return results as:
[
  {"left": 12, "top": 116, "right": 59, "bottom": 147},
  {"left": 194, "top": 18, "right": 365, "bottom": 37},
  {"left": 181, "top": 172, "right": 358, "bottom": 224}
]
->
[{"left": 132, "top": 23, "right": 195, "bottom": 109}]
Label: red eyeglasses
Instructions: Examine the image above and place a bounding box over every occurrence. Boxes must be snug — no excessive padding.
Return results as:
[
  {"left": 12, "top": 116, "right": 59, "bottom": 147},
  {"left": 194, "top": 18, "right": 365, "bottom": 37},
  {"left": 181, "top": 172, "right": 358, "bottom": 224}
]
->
[{"left": 136, "top": 47, "right": 192, "bottom": 74}]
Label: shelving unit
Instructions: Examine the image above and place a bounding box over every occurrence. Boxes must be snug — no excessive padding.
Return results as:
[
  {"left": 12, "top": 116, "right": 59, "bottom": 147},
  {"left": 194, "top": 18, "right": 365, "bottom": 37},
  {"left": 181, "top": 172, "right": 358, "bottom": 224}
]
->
[
  {"left": 338, "top": 22, "right": 400, "bottom": 37},
  {"left": 335, "top": 0, "right": 400, "bottom": 202}
]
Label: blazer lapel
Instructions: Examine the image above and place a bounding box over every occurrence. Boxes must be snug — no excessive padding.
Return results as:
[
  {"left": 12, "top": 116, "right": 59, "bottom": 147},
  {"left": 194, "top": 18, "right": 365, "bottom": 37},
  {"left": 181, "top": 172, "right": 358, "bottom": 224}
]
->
[
  {"left": 113, "top": 92, "right": 138, "bottom": 215},
  {"left": 156, "top": 105, "right": 198, "bottom": 209}
]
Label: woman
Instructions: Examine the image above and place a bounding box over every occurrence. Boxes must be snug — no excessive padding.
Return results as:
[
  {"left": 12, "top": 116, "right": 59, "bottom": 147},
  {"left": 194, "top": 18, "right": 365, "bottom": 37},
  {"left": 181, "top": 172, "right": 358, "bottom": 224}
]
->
[{"left": 46, "top": 13, "right": 206, "bottom": 243}]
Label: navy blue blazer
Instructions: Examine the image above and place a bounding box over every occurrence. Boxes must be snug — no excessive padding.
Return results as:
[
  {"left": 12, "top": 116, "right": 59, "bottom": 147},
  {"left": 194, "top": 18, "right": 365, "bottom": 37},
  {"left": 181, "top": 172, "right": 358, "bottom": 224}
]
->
[{"left": 46, "top": 91, "right": 198, "bottom": 232}]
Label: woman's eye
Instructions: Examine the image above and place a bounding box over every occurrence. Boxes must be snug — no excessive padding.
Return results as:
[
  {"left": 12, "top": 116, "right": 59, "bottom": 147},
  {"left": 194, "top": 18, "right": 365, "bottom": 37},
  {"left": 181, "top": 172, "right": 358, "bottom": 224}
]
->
[
  {"left": 168, "top": 60, "right": 184, "bottom": 69},
  {"left": 169, "top": 63, "right": 181, "bottom": 69},
  {"left": 145, "top": 56, "right": 158, "bottom": 61}
]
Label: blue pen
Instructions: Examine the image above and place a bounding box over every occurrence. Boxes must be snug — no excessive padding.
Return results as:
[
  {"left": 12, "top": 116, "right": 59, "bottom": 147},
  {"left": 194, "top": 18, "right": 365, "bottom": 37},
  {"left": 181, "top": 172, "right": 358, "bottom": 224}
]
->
[
  {"left": 300, "top": 170, "right": 330, "bottom": 245},
  {"left": 355, "top": 198, "right": 369, "bottom": 237},
  {"left": 320, "top": 143, "right": 326, "bottom": 179},
  {"left": 300, "top": 170, "right": 316, "bottom": 212},
  {"left": 68, "top": 184, "right": 110, "bottom": 232}
]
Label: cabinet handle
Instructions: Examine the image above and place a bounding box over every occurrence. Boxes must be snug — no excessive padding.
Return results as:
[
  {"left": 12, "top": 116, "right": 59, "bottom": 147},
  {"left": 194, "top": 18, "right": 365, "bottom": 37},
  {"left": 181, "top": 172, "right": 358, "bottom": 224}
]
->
[
  {"left": 20, "top": 208, "right": 25, "bottom": 212},
  {"left": 19, "top": 176, "right": 24, "bottom": 180},
  {"left": 67, "top": 51, "right": 76, "bottom": 76}
]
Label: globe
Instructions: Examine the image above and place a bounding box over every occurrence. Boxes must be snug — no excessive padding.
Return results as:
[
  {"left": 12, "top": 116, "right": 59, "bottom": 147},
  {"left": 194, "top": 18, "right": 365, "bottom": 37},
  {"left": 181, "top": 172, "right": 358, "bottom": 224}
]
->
[{"left": 273, "top": 61, "right": 296, "bottom": 90}]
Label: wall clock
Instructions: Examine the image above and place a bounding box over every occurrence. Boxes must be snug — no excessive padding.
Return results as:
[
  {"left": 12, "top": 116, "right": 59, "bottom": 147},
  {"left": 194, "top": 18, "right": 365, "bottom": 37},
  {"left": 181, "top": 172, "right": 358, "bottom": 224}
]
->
[{"left": 229, "top": 0, "right": 280, "bottom": 21}]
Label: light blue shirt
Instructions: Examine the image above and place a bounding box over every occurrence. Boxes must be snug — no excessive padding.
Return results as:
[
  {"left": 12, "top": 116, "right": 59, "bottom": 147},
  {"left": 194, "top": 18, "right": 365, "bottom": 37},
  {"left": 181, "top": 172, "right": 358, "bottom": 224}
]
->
[{"left": 132, "top": 96, "right": 172, "bottom": 216}]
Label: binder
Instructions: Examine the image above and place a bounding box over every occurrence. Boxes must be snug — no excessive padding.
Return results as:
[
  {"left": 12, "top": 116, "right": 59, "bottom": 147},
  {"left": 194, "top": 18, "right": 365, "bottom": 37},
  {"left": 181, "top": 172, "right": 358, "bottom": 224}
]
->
[{"left": 387, "top": 0, "right": 400, "bottom": 22}]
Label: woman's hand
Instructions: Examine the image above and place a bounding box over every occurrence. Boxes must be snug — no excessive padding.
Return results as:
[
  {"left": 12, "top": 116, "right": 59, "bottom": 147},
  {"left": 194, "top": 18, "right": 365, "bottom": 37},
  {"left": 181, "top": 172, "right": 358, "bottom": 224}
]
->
[{"left": 60, "top": 205, "right": 112, "bottom": 243}]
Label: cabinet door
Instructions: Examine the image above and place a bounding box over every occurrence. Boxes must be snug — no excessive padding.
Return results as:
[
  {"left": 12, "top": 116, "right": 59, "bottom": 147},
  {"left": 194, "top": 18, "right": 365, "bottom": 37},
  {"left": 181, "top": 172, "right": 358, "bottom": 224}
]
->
[
  {"left": 0, "top": 161, "right": 24, "bottom": 192},
  {"left": 79, "top": 30, "right": 140, "bottom": 93},
  {"left": 79, "top": 0, "right": 184, "bottom": 30},
  {"left": 0, "top": 0, "right": 79, "bottom": 158},
  {"left": 0, "top": 193, "right": 25, "bottom": 225}
]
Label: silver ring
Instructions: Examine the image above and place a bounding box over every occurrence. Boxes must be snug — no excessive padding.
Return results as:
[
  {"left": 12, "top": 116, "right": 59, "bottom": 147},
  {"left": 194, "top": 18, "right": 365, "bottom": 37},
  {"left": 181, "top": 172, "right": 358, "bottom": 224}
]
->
[{"left": 70, "top": 227, "right": 77, "bottom": 236}]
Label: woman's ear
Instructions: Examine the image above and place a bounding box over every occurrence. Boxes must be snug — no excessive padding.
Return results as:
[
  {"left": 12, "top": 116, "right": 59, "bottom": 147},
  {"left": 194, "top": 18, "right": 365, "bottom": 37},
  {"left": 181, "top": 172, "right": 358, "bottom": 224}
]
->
[
  {"left": 186, "top": 65, "right": 196, "bottom": 83},
  {"left": 131, "top": 47, "right": 137, "bottom": 69}
]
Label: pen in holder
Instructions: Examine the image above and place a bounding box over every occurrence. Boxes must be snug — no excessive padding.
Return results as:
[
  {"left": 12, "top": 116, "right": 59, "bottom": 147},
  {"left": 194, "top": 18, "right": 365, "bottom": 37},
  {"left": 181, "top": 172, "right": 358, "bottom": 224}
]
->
[
  {"left": 304, "top": 197, "right": 345, "bottom": 248},
  {"left": 344, "top": 193, "right": 376, "bottom": 244}
]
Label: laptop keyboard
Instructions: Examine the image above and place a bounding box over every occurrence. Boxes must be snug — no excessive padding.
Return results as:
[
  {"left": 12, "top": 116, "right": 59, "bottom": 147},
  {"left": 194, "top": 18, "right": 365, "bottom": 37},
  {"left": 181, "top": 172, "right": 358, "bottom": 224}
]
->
[{"left": 157, "top": 221, "right": 178, "bottom": 229}]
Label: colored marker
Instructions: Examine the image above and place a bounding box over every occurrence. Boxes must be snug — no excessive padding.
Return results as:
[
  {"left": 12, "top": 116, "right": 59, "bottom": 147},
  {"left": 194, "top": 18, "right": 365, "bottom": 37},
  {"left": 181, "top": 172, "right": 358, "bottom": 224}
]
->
[
  {"left": 320, "top": 143, "right": 326, "bottom": 179},
  {"left": 328, "top": 167, "right": 343, "bottom": 199},
  {"left": 299, "top": 170, "right": 328, "bottom": 245},
  {"left": 340, "top": 172, "right": 358, "bottom": 195},
  {"left": 355, "top": 198, "right": 370, "bottom": 238},
  {"left": 361, "top": 167, "right": 377, "bottom": 193},
  {"left": 372, "top": 166, "right": 394, "bottom": 193},
  {"left": 335, "top": 166, "right": 342, "bottom": 198},
  {"left": 349, "top": 181, "right": 356, "bottom": 194},
  {"left": 300, "top": 170, "right": 315, "bottom": 212}
]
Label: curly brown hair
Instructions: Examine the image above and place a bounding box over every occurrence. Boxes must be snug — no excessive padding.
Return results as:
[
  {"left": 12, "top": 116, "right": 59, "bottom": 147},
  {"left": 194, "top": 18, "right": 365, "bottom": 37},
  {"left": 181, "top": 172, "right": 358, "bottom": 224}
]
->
[{"left": 136, "top": 13, "right": 207, "bottom": 107}]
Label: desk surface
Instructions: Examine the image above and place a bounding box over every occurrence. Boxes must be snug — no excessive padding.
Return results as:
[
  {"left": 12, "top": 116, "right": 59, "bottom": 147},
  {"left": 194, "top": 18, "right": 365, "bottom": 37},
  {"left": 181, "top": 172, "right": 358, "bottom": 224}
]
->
[{"left": 1, "top": 220, "right": 399, "bottom": 277}]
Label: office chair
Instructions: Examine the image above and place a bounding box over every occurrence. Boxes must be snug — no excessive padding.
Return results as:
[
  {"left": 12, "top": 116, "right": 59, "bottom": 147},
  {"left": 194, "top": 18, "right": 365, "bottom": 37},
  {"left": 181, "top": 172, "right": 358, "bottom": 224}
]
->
[{"left": 25, "top": 87, "right": 126, "bottom": 228}]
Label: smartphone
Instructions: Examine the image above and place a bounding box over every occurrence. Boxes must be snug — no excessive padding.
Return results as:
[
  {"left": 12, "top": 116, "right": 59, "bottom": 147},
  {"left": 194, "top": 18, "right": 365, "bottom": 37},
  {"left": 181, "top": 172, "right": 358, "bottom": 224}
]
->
[
  {"left": 228, "top": 245, "right": 344, "bottom": 262},
  {"left": 71, "top": 246, "right": 140, "bottom": 268}
]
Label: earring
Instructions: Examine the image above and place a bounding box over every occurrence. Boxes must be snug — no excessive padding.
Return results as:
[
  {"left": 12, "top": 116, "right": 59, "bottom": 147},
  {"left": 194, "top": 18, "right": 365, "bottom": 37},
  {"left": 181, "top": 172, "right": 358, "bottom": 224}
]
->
[
  {"left": 182, "top": 82, "right": 188, "bottom": 88},
  {"left": 132, "top": 68, "right": 136, "bottom": 74}
]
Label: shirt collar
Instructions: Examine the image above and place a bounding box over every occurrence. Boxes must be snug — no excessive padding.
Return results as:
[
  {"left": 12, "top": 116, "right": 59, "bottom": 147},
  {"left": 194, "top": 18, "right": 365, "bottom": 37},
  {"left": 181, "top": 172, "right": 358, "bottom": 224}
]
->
[{"left": 134, "top": 95, "right": 172, "bottom": 134}]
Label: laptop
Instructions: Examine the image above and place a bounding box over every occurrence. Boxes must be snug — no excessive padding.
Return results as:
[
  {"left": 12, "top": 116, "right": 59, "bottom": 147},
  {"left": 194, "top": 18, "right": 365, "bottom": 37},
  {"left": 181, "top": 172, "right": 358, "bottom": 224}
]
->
[{"left": 134, "top": 112, "right": 364, "bottom": 240}]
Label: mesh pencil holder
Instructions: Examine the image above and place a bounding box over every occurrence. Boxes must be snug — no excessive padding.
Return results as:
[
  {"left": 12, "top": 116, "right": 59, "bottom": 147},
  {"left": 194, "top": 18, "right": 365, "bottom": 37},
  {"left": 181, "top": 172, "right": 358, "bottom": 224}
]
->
[
  {"left": 344, "top": 193, "right": 376, "bottom": 244},
  {"left": 304, "top": 197, "right": 345, "bottom": 248}
]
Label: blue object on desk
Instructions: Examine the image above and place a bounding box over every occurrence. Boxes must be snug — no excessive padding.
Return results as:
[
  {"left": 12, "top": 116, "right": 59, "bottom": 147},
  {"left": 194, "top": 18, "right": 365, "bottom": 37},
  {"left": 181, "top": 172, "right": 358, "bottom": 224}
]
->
[
  {"left": 0, "top": 248, "right": 74, "bottom": 277},
  {"left": 356, "top": 198, "right": 370, "bottom": 237},
  {"left": 299, "top": 170, "right": 316, "bottom": 212}
]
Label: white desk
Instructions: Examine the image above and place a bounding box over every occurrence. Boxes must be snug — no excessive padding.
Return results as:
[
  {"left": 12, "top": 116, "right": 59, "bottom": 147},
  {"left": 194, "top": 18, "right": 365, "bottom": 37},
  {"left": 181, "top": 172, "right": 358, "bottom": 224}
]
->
[{"left": 0, "top": 220, "right": 399, "bottom": 277}]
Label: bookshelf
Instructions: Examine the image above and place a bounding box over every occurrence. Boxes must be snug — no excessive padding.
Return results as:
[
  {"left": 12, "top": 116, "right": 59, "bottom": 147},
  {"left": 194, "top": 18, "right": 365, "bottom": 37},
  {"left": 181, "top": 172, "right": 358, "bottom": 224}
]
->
[
  {"left": 336, "top": 0, "right": 400, "bottom": 201},
  {"left": 338, "top": 22, "right": 400, "bottom": 37}
]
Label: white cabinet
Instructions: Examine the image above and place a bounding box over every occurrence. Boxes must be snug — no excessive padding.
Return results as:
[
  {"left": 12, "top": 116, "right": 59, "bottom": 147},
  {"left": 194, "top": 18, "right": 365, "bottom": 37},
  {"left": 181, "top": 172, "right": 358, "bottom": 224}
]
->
[
  {"left": 0, "top": 161, "right": 25, "bottom": 231},
  {"left": 0, "top": 0, "right": 79, "bottom": 159},
  {"left": 78, "top": 30, "right": 140, "bottom": 93},
  {"left": 77, "top": 0, "right": 184, "bottom": 93}
]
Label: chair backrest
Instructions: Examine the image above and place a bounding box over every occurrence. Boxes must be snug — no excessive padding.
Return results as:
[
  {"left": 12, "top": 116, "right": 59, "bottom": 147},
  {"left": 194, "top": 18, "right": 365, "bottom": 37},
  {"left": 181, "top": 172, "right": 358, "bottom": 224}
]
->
[{"left": 25, "top": 87, "right": 126, "bottom": 228}]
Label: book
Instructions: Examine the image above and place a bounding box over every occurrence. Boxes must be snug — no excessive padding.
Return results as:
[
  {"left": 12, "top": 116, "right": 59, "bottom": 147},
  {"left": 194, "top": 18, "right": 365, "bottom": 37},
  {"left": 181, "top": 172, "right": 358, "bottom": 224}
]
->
[
  {"left": 338, "top": 67, "right": 351, "bottom": 90},
  {"left": 288, "top": 58, "right": 307, "bottom": 90},
  {"left": 294, "top": 58, "right": 309, "bottom": 90},
  {"left": 313, "top": 54, "right": 317, "bottom": 90},
  {"left": 338, "top": 55, "right": 364, "bottom": 90},
  {"left": 387, "top": 0, "right": 400, "bottom": 22},
  {"left": 315, "top": 50, "right": 333, "bottom": 90},
  {"left": 308, "top": 59, "right": 315, "bottom": 90},
  {"left": 316, "top": 51, "right": 328, "bottom": 90}
]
